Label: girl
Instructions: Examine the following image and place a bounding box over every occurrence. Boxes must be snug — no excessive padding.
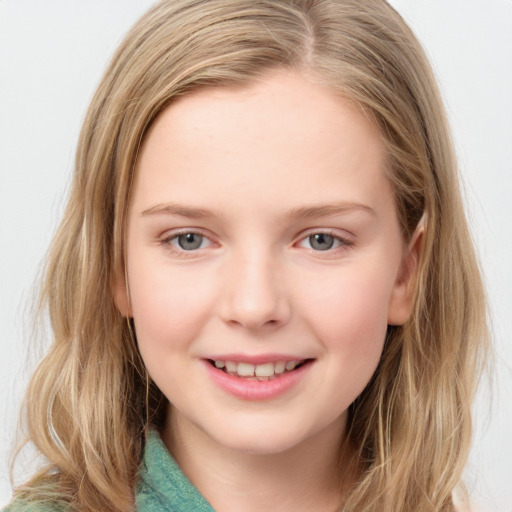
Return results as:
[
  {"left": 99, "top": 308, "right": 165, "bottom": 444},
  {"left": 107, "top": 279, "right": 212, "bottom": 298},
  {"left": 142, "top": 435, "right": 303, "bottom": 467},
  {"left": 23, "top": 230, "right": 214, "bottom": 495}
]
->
[{"left": 5, "top": 0, "right": 489, "bottom": 510}]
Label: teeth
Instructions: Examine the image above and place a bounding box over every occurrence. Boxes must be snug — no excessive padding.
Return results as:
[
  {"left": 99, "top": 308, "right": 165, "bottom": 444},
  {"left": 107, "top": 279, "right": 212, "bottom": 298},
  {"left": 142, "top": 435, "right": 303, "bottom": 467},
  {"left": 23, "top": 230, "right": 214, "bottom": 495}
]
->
[
  {"left": 255, "top": 362, "right": 274, "bottom": 377},
  {"left": 274, "top": 361, "right": 286, "bottom": 374},
  {"left": 237, "top": 362, "right": 255, "bottom": 377},
  {"left": 285, "top": 361, "right": 298, "bottom": 371},
  {"left": 213, "top": 359, "right": 304, "bottom": 378},
  {"left": 225, "top": 361, "right": 237, "bottom": 373}
]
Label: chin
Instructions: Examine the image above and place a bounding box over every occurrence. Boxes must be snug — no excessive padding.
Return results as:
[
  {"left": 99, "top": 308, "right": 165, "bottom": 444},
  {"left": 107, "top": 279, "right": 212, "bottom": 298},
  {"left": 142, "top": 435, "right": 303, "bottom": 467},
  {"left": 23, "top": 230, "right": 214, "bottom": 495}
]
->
[{"left": 207, "top": 421, "right": 318, "bottom": 456}]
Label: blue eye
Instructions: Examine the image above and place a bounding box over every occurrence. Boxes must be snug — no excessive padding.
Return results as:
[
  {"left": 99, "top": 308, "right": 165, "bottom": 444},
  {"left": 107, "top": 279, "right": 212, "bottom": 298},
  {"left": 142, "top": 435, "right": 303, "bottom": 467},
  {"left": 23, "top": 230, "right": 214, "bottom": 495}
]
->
[
  {"left": 174, "top": 233, "right": 205, "bottom": 250},
  {"left": 297, "top": 232, "right": 350, "bottom": 252},
  {"left": 160, "top": 230, "right": 216, "bottom": 257},
  {"left": 308, "top": 233, "right": 335, "bottom": 251}
]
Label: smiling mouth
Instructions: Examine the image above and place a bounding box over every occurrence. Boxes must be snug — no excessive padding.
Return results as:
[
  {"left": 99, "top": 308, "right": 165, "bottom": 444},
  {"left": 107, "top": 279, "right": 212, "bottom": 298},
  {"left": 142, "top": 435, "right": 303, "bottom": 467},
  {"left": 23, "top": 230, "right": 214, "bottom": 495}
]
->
[{"left": 207, "top": 359, "right": 312, "bottom": 381}]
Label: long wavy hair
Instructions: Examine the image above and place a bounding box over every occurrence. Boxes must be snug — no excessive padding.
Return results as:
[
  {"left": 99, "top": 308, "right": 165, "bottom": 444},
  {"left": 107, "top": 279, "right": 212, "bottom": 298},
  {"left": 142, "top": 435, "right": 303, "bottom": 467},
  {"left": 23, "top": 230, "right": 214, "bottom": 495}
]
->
[{"left": 11, "top": 0, "right": 488, "bottom": 510}]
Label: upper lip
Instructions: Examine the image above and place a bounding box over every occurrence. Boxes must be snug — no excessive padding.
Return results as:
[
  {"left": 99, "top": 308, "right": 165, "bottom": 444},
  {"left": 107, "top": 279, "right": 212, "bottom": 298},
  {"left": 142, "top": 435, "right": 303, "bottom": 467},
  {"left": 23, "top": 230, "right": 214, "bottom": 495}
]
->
[{"left": 203, "top": 353, "right": 313, "bottom": 365}]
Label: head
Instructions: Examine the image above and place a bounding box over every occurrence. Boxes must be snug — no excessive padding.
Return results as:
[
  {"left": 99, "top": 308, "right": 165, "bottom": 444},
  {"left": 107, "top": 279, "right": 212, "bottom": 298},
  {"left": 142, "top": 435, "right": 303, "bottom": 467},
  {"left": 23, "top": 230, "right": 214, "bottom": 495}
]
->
[{"left": 23, "top": 1, "right": 487, "bottom": 511}]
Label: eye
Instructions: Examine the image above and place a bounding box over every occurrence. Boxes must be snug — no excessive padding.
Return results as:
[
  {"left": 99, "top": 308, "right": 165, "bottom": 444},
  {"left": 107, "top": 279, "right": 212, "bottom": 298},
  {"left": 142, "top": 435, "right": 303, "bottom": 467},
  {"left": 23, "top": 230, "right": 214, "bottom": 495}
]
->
[
  {"left": 167, "top": 232, "right": 210, "bottom": 251},
  {"left": 297, "top": 232, "right": 350, "bottom": 252},
  {"left": 308, "top": 233, "right": 335, "bottom": 251}
]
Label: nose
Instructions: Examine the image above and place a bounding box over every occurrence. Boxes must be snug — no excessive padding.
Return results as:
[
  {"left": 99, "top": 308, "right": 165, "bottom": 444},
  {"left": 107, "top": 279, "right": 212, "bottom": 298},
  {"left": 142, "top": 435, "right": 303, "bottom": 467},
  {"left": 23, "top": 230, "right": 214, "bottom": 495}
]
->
[{"left": 218, "top": 249, "right": 291, "bottom": 331}]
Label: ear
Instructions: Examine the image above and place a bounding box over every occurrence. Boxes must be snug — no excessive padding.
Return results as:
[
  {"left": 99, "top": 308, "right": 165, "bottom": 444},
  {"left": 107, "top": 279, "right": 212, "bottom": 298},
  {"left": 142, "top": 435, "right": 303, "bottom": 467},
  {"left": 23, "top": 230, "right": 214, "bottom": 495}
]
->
[
  {"left": 387, "top": 219, "right": 425, "bottom": 326},
  {"left": 112, "top": 266, "right": 132, "bottom": 318}
]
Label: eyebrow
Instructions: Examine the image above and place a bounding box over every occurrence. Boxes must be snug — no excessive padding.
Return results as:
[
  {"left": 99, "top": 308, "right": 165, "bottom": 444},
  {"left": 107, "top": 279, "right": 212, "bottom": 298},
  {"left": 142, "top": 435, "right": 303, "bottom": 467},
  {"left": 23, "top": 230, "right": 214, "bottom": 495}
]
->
[
  {"left": 141, "top": 203, "right": 216, "bottom": 218},
  {"left": 287, "top": 202, "right": 376, "bottom": 219},
  {"left": 141, "top": 201, "right": 375, "bottom": 219}
]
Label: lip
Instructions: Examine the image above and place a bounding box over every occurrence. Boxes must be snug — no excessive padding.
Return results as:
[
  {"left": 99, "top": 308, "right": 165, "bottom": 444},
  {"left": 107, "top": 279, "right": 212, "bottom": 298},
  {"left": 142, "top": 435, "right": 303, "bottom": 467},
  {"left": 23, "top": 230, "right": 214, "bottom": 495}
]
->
[
  {"left": 202, "top": 358, "right": 314, "bottom": 401},
  {"left": 204, "top": 353, "right": 308, "bottom": 365}
]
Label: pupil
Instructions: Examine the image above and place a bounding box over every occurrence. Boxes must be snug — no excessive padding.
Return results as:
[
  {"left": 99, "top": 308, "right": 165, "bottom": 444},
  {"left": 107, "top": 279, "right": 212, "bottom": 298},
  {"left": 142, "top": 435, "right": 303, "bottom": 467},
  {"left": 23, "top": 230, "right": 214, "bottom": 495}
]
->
[
  {"left": 310, "top": 233, "right": 334, "bottom": 250},
  {"left": 178, "top": 233, "right": 202, "bottom": 250}
]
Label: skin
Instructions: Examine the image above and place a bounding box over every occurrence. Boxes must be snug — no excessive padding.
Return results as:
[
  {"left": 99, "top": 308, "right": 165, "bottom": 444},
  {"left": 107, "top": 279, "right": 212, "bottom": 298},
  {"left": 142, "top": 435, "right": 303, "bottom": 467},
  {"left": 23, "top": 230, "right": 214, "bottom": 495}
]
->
[{"left": 115, "top": 70, "right": 422, "bottom": 511}]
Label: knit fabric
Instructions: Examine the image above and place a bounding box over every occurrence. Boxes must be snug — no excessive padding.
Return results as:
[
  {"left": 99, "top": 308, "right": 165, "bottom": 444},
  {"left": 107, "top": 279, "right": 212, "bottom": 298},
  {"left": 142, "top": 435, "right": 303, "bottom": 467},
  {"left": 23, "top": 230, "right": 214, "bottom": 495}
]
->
[
  {"left": 3, "top": 430, "right": 215, "bottom": 512},
  {"left": 137, "top": 430, "right": 215, "bottom": 512}
]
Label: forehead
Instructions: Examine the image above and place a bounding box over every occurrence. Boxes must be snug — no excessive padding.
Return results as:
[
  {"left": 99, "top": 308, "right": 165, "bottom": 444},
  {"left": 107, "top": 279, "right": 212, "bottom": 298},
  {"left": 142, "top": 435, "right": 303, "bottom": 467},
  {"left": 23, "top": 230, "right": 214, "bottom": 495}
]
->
[
  {"left": 142, "top": 71, "right": 383, "bottom": 159},
  {"left": 131, "top": 70, "right": 390, "bottom": 218}
]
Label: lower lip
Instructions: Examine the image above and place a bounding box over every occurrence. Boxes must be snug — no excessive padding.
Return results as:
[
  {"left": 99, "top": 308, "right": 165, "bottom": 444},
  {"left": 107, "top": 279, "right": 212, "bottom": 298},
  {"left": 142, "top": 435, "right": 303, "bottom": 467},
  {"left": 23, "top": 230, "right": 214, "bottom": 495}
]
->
[{"left": 203, "top": 360, "right": 313, "bottom": 401}]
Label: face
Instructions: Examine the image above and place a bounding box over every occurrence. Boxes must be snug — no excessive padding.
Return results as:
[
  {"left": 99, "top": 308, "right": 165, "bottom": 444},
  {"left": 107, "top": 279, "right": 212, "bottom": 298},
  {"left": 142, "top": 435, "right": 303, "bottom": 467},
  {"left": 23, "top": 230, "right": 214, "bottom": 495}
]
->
[{"left": 116, "top": 71, "right": 419, "bottom": 457}]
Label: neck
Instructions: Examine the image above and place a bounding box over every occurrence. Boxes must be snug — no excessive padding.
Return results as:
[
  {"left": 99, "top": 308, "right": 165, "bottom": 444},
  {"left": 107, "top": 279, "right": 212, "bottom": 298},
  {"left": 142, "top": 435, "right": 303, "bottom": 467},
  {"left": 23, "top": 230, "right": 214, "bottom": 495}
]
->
[{"left": 162, "top": 409, "right": 357, "bottom": 512}]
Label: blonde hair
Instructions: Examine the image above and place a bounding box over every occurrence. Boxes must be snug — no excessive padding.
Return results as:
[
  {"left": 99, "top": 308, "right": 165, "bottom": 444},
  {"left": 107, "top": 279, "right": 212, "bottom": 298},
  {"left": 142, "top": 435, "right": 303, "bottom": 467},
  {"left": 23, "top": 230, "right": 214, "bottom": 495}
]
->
[{"left": 12, "top": 0, "right": 488, "bottom": 510}]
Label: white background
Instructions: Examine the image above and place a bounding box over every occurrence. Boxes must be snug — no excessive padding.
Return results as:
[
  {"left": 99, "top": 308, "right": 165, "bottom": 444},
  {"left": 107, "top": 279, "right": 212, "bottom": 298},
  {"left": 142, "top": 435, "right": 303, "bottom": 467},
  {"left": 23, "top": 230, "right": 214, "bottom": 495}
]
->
[{"left": 1, "top": 1, "right": 511, "bottom": 510}]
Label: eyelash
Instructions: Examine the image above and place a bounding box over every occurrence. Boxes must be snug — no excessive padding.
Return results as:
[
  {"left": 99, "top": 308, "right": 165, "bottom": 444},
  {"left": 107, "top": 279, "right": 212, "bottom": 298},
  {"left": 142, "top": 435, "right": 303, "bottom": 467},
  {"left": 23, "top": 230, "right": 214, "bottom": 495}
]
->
[
  {"left": 159, "top": 229, "right": 353, "bottom": 257},
  {"left": 297, "top": 230, "right": 353, "bottom": 254},
  {"left": 160, "top": 229, "right": 215, "bottom": 257}
]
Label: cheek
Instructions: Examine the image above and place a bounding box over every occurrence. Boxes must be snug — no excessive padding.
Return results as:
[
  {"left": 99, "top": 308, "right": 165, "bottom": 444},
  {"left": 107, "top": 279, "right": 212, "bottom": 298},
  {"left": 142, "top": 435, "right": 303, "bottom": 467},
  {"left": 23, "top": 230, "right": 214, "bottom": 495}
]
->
[
  {"left": 128, "top": 260, "right": 218, "bottom": 353},
  {"left": 297, "top": 267, "right": 393, "bottom": 360}
]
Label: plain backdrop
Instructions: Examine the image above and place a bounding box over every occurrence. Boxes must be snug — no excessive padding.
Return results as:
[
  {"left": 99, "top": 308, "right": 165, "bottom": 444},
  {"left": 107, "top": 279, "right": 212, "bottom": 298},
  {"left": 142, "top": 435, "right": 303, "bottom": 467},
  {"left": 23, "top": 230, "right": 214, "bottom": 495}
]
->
[{"left": 1, "top": 1, "right": 511, "bottom": 510}]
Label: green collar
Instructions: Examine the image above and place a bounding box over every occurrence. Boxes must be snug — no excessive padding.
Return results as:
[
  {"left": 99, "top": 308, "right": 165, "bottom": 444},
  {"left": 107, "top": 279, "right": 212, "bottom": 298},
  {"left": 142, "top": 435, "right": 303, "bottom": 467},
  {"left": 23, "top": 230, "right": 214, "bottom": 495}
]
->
[{"left": 136, "top": 430, "right": 215, "bottom": 512}]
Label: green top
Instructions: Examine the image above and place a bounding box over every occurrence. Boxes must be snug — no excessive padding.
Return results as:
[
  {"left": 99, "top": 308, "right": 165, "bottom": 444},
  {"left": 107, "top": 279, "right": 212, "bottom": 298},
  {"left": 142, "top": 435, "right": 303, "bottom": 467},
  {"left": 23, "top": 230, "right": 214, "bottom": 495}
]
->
[
  {"left": 3, "top": 430, "right": 215, "bottom": 512},
  {"left": 136, "top": 430, "right": 214, "bottom": 511}
]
